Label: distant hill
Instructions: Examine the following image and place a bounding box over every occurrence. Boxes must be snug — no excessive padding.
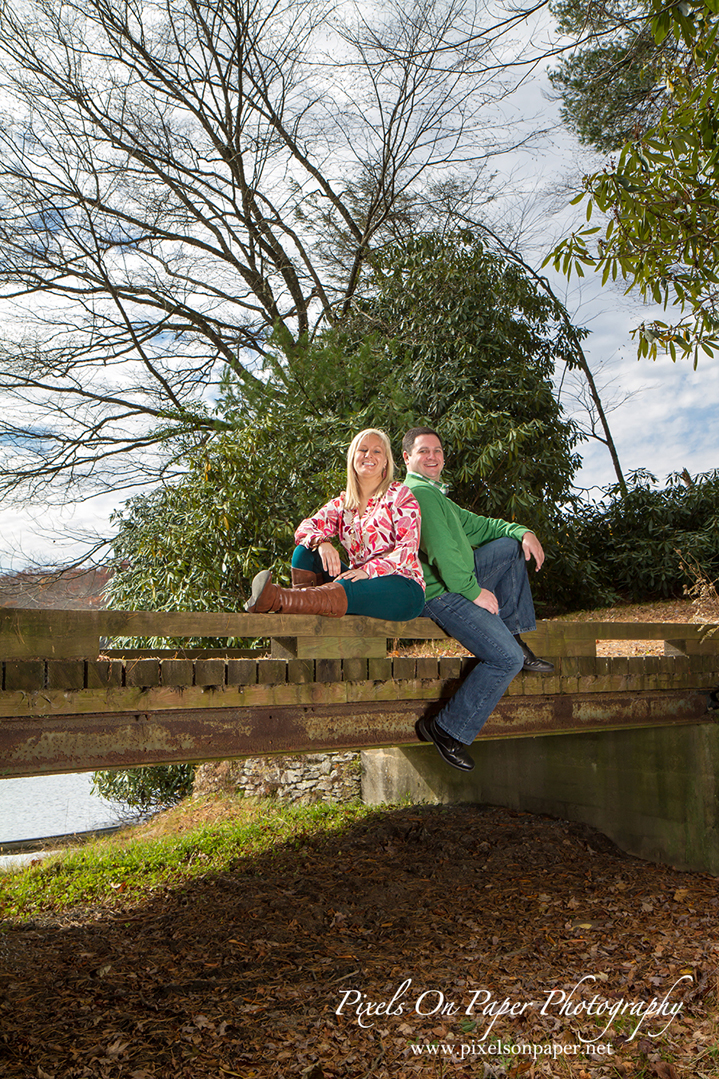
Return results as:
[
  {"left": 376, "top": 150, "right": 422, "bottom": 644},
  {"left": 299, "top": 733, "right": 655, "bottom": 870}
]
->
[{"left": 0, "top": 567, "right": 111, "bottom": 610}]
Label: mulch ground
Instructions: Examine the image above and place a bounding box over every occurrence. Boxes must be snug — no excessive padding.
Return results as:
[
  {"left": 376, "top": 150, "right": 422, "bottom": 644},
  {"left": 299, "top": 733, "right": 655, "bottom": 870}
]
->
[
  {"left": 3, "top": 598, "right": 719, "bottom": 1078},
  {"left": 1, "top": 803, "right": 718, "bottom": 1079}
]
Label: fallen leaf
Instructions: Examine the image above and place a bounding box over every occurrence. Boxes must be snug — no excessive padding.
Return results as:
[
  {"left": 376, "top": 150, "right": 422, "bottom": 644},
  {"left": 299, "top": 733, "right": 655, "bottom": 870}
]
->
[{"left": 649, "top": 1064, "right": 680, "bottom": 1079}]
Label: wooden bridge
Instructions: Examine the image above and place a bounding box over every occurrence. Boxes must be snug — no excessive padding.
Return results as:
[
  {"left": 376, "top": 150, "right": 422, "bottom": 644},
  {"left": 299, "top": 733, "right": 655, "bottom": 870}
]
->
[{"left": 1, "top": 606, "right": 717, "bottom": 779}]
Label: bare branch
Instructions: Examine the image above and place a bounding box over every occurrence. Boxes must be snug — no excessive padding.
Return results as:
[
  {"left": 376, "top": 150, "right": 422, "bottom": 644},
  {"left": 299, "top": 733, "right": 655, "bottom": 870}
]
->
[{"left": 0, "top": 0, "right": 556, "bottom": 500}]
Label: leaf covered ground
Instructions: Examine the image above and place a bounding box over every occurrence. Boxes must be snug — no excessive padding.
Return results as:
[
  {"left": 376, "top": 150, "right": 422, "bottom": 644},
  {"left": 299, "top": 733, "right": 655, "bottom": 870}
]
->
[
  {"left": 2, "top": 597, "right": 718, "bottom": 1079},
  {"left": 1, "top": 800, "right": 718, "bottom": 1079}
]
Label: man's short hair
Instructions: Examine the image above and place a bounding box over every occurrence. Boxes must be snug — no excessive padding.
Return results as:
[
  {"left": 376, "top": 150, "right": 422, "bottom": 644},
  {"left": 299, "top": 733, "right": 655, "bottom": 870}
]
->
[{"left": 402, "top": 427, "right": 443, "bottom": 456}]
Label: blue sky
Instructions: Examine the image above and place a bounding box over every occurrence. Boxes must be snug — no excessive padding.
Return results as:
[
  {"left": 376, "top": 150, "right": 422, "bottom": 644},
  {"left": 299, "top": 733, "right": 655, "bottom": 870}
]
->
[{"left": 553, "top": 273, "right": 719, "bottom": 494}]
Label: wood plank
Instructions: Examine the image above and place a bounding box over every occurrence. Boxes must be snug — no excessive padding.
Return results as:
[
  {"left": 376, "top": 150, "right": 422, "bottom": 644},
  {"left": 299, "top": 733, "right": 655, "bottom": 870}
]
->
[
  {"left": 4, "top": 661, "right": 45, "bottom": 692},
  {"left": 342, "top": 658, "right": 368, "bottom": 682},
  {"left": 287, "top": 659, "right": 314, "bottom": 684},
  {"left": 0, "top": 684, "right": 285, "bottom": 718},
  {"left": 664, "top": 637, "right": 719, "bottom": 655},
  {"left": 227, "top": 659, "right": 257, "bottom": 685},
  {"left": 257, "top": 659, "right": 287, "bottom": 685},
  {"left": 4, "top": 609, "right": 717, "bottom": 661},
  {"left": 0, "top": 607, "right": 451, "bottom": 646},
  {"left": 368, "top": 657, "right": 392, "bottom": 681},
  {"left": 439, "top": 656, "right": 462, "bottom": 679},
  {"left": 160, "top": 659, "right": 194, "bottom": 687},
  {"left": 316, "top": 658, "right": 342, "bottom": 683},
  {"left": 98, "top": 610, "right": 446, "bottom": 639},
  {"left": 415, "top": 657, "right": 439, "bottom": 680},
  {"left": 392, "top": 657, "right": 416, "bottom": 680},
  {"left": 46, "top": 661, "right": 85, "bottom": 691},
  {"left": 85, "top": 661, "right": 123, "bottom": 689},
  {"left": 125, "top": 659, "right": 161, "bottom": 688},
  {"left": 194, "top": 658, "right": 226, "bottom": 686},
  {"left": 270, "top": 635, "right": 387, "bottom": 659},
  {"left": 345, "top": 678, "right": 441, "bottom": 703},
  {"left": 0, "top": 609, "right": 100, "bottom": 659},
  {"left": 105, "top": 648, "right": 261, "bottom": 658},
  {"left": 562, "top": 621, "right": 718, "bottom": 641}
]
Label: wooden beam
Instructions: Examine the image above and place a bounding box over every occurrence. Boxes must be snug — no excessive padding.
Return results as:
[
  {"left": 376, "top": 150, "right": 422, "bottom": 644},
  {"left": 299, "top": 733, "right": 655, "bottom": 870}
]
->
[
  {"left": 0, "top": 607, "right": 453, "bottom": 659},
  {"left": 3, "top": 607, "right": 719, "bottom": 660},
  {"left": 96, "top": 610, "right": 449, "bottom": 639},
  {"left": 0, "top": 648, "right": 716, "bottom": 717},
  {"left": 0, "top": 609, "right": 102, "bottom": 659}
]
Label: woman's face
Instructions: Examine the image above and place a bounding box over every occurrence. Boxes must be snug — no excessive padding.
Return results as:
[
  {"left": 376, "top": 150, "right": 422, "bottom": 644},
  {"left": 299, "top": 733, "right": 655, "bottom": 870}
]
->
[{"left": 353, "top": 434, "right": 387, "bottom": 487}]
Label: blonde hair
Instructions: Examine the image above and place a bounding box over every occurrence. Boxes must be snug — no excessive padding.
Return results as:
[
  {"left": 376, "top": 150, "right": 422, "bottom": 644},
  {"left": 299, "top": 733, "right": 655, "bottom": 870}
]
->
[{"left": 344, "top": 428, "right": 395, "bottom": 509}]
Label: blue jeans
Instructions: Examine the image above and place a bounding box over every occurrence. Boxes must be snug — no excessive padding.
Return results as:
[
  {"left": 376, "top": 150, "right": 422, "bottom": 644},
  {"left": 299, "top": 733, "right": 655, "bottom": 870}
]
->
[
  {"left": 424, "top": 538, "right": 536, "bottom": 744},
  {"left": 291, "top": 545, "right": 425, "bottom": 620}
]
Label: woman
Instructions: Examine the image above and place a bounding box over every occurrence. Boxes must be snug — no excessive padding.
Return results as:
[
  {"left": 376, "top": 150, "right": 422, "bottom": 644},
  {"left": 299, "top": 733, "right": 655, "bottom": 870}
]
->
[{"left": 244, "top": 428, "right": 425, "bottom": 619}]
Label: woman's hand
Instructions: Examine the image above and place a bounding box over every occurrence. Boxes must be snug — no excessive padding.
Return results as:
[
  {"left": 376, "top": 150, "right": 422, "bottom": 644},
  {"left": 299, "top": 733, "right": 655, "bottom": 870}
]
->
[
  {"left": 336, "top": 568, "right": 369, "bottom": 582},
  {"left": 318, "top": 541, "right": 342, "bottom": 577}
]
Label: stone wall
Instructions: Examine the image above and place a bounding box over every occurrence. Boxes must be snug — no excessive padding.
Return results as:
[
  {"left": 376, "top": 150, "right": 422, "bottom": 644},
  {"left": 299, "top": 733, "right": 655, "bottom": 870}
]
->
[{"left": 194, "top": 752, "right": 362, "bottom": 804}]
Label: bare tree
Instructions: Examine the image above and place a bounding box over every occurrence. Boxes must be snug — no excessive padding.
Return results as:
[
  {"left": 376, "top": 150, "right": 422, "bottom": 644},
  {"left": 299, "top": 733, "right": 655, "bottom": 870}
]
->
[
  {"left": 0, "top": 0, "right": 553, "bottom": 502},
  {"left": 557, "top": 354, "right": 644, "bottom": 493}
]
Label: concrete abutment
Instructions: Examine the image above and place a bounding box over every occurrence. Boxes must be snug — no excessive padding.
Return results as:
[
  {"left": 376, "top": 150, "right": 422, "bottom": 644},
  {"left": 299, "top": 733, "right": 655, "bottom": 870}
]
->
[{"left": 361, "top": 720, "right": 719, "bottom": 875}]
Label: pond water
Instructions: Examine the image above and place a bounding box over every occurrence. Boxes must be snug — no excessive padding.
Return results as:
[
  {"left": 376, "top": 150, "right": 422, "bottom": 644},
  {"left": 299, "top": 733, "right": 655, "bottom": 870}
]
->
[{"left": 0, "top": 772, "right": 120, "bottom": 869}]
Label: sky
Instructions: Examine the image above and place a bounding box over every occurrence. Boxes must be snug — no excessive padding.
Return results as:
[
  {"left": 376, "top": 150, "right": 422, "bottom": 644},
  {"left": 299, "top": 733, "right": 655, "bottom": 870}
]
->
[
  {"left": 0, "top": 3, "right": 717, "bottom": 570},
  {"left": 551, "top": 270, "right": 719, "bottom": 494}
]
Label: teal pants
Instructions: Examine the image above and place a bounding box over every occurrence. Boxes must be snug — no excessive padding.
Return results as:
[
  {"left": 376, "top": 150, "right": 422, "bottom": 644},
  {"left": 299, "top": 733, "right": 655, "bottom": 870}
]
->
[{"left": 291, "top": 545, "right": 425, "bottom": 620}]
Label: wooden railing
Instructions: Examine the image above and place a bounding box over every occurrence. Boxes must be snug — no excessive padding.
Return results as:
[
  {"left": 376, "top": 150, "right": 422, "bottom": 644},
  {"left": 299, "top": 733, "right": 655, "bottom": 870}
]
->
[
  {"left": 2, "top": 603, "right": 718, "bottom": 655},
  {"left": 1, "top": 607, "right": 717, "bottom": 778}
]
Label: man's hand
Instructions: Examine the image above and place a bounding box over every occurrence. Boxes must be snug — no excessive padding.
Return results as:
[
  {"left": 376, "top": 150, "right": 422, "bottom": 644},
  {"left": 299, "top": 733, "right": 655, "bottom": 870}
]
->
[
  {"left": 522, "top": 531, "right": 545, "bottom": 571},
  {"left": 473, "top": 588, "right": 499, "bottom": 614},
  {"left": 317, "top": 541, "right": 342, "bottom": 577}
]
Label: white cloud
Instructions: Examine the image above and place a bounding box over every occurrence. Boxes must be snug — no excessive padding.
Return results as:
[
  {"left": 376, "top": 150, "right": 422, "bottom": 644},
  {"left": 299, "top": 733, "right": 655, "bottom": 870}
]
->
[{"left": 0, "top": 491, "right": 121, "bottom": 571}]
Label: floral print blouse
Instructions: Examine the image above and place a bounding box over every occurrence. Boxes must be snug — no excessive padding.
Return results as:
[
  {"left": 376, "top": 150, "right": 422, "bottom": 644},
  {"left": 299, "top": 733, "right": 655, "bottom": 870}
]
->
[{"left": 294, "top": 481, "right": 425, "bottom": 590}]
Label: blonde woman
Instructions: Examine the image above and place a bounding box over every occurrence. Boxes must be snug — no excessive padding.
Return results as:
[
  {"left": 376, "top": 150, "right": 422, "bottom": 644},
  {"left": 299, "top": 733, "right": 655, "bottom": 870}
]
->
[{"left": 245, "top": 429, "right": 425, "bottom": 619}]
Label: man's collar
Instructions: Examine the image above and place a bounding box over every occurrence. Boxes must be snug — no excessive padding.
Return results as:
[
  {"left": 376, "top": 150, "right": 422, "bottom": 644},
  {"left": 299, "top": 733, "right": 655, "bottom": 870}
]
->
[{"left": 406, "top": 470, "right": 449, "bottom": 495}]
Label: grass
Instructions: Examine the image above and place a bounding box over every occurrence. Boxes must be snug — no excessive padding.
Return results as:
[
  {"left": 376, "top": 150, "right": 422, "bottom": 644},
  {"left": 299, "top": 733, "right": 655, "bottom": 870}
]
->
[{"left": 0, "top": 795, "right": 378, "bottom": 922}]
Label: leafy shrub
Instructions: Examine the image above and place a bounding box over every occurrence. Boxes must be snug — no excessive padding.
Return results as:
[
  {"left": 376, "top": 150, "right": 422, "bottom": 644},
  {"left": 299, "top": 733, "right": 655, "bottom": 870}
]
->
[
  {"left": 536, "top": 469, "right": 719, "bottom": 612},
  {"left": 92, "top": 764, "right": 196, "bottom": 815}
]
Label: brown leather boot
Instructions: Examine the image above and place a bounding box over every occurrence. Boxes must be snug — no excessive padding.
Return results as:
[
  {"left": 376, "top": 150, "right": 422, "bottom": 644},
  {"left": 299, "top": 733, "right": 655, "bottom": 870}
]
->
[
  {"left": 291, "top": 567, "right": 323, "bottom": 588},
  {"left": 244, "top": 571, "right": 348, "bottom": 617}
]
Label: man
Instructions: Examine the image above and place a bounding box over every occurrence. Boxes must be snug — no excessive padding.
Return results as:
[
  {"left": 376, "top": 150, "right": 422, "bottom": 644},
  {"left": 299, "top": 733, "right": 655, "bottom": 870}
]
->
[{"left": 402, "top": 427, "right": 553, "bottom": 772}]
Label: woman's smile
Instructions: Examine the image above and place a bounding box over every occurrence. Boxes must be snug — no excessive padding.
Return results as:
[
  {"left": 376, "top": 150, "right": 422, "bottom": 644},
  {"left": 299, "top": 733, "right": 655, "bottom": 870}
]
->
[{"left": 353, "top": 436, "right": 387, "bottom": 484}]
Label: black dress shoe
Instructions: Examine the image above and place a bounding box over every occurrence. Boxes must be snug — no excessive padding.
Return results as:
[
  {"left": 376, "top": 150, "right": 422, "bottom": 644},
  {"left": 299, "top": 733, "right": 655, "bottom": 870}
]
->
[
  {"left": 416, "top": 715, "right": 475, "bottom": 772},
  {"left": 515, "top": 635, "right": 554, "bottom": 674}
]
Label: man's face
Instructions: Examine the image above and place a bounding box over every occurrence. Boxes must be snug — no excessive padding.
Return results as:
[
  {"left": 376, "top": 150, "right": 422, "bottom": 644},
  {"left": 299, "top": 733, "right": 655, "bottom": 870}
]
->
[{"left": 403, "top": 433, "right": 445, "bottom": 481}]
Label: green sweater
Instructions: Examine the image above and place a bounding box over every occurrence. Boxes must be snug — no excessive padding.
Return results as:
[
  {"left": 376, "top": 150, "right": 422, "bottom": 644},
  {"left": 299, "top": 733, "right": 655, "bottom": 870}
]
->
[{"left": 404, "top": 472, "right": 528, "bottom": 601}]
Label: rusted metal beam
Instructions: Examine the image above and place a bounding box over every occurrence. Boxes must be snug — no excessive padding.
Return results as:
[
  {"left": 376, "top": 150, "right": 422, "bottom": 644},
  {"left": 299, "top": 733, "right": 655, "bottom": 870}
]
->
[{"left": 1, "top": 690, "right": 712, "bottom": 779}]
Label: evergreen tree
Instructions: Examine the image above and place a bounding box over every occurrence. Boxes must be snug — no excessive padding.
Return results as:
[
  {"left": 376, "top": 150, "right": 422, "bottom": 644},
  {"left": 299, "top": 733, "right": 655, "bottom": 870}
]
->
[
  {"left": 549, "top": 0, "right": 687, "bottom": 152},
  {"left": 107, "top": 233, "right": 583, "bottom": 617}
]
